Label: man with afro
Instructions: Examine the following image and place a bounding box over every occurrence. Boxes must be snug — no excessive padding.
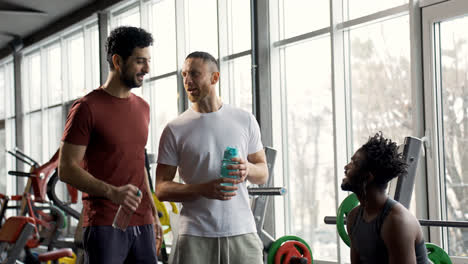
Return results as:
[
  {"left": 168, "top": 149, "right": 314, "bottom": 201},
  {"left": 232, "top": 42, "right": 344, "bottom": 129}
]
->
[{"left": 342, "top": 132, "right": 428, "bottom": 264}]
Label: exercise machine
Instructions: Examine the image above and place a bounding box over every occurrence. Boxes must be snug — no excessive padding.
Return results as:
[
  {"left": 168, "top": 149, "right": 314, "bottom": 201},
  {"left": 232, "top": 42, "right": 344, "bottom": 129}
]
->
[{"left": 250, "top": 147, "right": 313, "bottom": 264}]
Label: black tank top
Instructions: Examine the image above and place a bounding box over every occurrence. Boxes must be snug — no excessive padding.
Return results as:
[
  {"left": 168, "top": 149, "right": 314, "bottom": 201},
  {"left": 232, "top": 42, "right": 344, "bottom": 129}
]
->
[{"left": 350, "top": 198, "right": 428, "bottom": 264}]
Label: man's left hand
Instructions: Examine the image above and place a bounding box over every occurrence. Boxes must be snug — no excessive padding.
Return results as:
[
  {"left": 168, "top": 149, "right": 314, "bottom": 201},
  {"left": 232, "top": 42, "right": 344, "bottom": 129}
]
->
[
  {"left": 229, "top": 157, "right": 249, "bottom": 183},
  {"left": 153, "top": 212, "right": 163, "bottom": 256}
]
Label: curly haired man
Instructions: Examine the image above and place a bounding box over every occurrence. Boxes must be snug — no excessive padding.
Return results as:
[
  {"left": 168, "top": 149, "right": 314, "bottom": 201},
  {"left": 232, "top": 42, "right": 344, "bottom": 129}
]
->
[{"left": 342, "top": 132, "right": 428, "bottom": 264}]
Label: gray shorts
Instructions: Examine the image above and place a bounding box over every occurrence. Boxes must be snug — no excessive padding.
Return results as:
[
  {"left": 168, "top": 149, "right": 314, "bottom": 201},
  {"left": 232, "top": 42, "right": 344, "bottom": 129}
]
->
[
  {"left": 83, "top": 224, "right": 158, "bottom": 264},
  {"left": 171, "top": 233, "right": 264, "bottom": 264}
]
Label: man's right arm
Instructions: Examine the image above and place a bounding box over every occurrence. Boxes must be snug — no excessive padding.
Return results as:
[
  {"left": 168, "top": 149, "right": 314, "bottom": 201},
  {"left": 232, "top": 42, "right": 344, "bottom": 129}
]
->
[
  {"left": 346, "top": 207, "right": 361, "bottom": 264},
  {"left": 59, "top": 142, "right": 141, "bottom": 211},
  {"left": 155, "top": 163, "right": 240, "bottom": 202}
]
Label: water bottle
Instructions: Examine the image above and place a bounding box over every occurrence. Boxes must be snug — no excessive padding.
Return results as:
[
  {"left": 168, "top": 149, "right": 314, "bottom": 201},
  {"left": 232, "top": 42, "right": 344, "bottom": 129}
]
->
[
  {"left": 112, "top": 189, "right": 141, "bottom": 231},
  {"left": 220, "top": 147, "right": 239, "bottom": 192}
]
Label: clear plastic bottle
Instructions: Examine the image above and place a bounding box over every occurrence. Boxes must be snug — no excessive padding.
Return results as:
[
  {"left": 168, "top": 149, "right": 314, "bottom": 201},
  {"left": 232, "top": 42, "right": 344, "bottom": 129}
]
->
[
  {"left": 220, "top": 147, "right": 239, "bottom": 192},
  {"left": 112, "top": 189, "right": 141, "bottom": 231}
]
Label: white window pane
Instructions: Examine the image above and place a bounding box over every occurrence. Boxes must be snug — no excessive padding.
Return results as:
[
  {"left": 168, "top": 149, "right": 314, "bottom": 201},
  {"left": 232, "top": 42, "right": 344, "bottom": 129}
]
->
[
  {"left": 114, "top": 6, "right": 140, "bottom": 28},
  {"left": 148, "top": 76, "right": 179, "bottom": 154},
  {"left": 22, "top": 114, "right": 31, "bottom": 167},
  {"left": 86, "top": 24, "right": 100, "bottom": 90},
  {"left": 350, "top": 16, "right": 411, "bottom": 147},
  {"left": 29, "top": 112, "right": 43, "bottom": 163},
  {"left": 92, "top": 26, "right": 100, "bottom": 88},
  {"left": 0, "top": 68, "right": 4, "bottom": 118},
  {"left": 278, "top": 37, "right": 336, "bottom": 261},
  {"left": 47, "top": 107, "right": 63, "bottom": 157},
  {"left": 185, "top": 0, "right": 218, "bottom": 57},
  {"left": 228, "top": 0, "right": 251, "bottom": 54},
  {"left": 281, "top": 0, "right": 329, "bottom": 39},
  {"left": 47, "top": 44, "right": 62, "bottom": 106},
  {"left": 348, "top": 0, "right": 408, "bottom": 20},
  {"left": 6, "top": 62, "right": 14, "bottom": 118},
  {"left": 6, "top": 118, "right": 16, "bottom": 197},
  {"left": 224, "top": 56, "right": 252, "bottom": 113},
  {"left": 68, "top": 34, "right": 86, "bottom": 100},
  {"left": 150, "top": 0, "right": 177, "bottom": 76},
  {"left": 0, "top": 121, "right": 5, "bottom": 194},
  {"left": 439, "top": 15, "right": 468, "bottom": 255},
  {"left": 132, "top": 87, "right": 143, "bottom": 97},
  {"left": 30, "top": 54, "right": 41, "bottom": 111}
]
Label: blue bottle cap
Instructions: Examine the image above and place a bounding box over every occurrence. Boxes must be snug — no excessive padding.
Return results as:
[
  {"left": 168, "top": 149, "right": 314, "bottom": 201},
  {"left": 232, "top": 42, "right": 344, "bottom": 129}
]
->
[{"left": 223, "top": 147, "right": 238, "bottom": 159}]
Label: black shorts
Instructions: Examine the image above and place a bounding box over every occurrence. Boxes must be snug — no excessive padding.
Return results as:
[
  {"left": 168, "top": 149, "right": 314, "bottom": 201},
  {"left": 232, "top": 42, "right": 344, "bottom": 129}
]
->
[{"left": 83, "top": 224, "right": 158, "bottom": 264}]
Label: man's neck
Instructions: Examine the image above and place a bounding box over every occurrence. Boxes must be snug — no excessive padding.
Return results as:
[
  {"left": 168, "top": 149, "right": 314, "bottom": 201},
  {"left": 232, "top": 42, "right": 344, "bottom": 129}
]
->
[
  {"left": 102, "top": 72, "right": 132, "bottom": 98},
  {"left": 360, "top": 189, "right": 388, "bottom": 220},
  {"left": 193, "top": 97, "right": 223, "bottom": 113}
]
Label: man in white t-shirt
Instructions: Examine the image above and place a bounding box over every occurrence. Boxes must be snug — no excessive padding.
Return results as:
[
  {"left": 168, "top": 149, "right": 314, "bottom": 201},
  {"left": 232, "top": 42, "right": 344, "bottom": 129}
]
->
[{"left": 155, "top": 51, "right": 268, "bottom": 264}]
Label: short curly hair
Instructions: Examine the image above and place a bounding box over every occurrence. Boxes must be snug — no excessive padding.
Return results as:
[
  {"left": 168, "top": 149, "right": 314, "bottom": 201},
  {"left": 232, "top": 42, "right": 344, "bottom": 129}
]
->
[
  {"left": 106, "top": 26, "right": 153, "bottom": 70},
  {"left": 360, "top": 132, "right": 407, "bottom": 189}
]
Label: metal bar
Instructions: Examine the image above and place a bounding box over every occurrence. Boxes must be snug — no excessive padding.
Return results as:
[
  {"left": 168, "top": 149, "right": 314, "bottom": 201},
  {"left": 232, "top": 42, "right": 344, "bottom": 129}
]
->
[
  {"left": 146, "top": 71, "right": 178, "bottom": 82},
  {"left": 393, "top": 137, "right": 423, "bottom": 208},
  {"left": 6, "top": 151, "right": 33, "bottom": 167},
  {"left": 324, "top": 216, "right": 468, "bottom": 228},
  {"left": 419, "top": 0, "right": 449, "bottom": 8},
  {"left": 248, "top": 187, "right": 287, "bottom": 196},
  {"left": 336, "top": 4, "right": 409, "bottom": 30},
  {"left": 221, "top": 50, "right": 251, "bottom": 61},
  {"left": 273, "top": 27, "right": 331, "bottom": 48},
  {"left": 13, "top": 147, "right": 38, "bottom": 166}
]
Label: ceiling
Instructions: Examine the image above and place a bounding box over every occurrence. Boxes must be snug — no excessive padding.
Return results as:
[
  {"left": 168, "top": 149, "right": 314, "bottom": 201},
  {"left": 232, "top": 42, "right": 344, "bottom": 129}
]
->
[{"left": 0, "top": 0, "right": 121, "bottom": 60}]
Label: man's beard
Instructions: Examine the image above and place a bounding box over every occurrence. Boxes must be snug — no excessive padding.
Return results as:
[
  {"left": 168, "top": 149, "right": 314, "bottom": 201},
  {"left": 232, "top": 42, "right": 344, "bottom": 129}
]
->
[
  {"left": 341, "top": 173, "right": 368, "bottom": 196},
  {"left": 341, "top": 181, "right": 358, "bottom": 192},
  {"left": 120, "top": 66, "right": 141, "bottom": 89}
]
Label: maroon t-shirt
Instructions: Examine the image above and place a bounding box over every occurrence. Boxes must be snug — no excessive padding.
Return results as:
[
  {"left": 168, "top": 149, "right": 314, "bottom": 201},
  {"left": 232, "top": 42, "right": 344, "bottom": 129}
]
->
[{"left": 62, "top": 88, "right": 153, "bottom": 227}]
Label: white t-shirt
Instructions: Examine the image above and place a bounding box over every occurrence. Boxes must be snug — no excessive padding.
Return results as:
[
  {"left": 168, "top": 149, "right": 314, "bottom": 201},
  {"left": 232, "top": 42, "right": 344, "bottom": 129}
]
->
[{"left": 157, "top": 104, "right": 263, "bottom": 237}]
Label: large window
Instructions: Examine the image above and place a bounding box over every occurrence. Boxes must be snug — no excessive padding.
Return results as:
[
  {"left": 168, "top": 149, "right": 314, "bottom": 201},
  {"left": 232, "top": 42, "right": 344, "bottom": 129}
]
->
[
  {"left": 423, "top": 1, "right": 468, "bottom": 258},
  {"left": 349, "top": 15, "right": 411, "bottom": 146},
  {"left": 3, "top": 60, "right": 16, "bottom": 197},
  {"left": 274, "top": 37, "right": 335, "bottom": 260},
  {"left": 0, "top": 60, "right": 15, "bottom": 197},
  {"left": 438, "top": 17, "right": 468, "bottom": 255},
  {"left": 17, "top": 18, "right": 99, "bottom": 234}
]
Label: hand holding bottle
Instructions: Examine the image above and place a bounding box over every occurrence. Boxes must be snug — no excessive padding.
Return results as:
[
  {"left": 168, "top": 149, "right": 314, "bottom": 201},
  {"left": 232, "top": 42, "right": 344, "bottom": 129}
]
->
[
  {"left": 112, "top": 184, "right": 142, "bottom": 231},
  {"left": 220, "top": 147, "right": 240, "bottom": 191}
]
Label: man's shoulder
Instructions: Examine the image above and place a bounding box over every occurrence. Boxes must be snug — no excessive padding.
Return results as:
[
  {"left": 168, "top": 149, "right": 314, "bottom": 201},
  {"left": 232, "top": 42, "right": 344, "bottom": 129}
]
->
[
  {"left": 162, "top": 109, "right": 194, "bottom": 130},
  {"left": 132, "top": 94, "right": 150, "bottom": 109},
  {"left": 75, "top": 89, "right": 105, "bottom": 106},
  {"left": 382, "top": 202, "right": 419, "bottom": 238},
  {"left": 222, "top": 104, "right": 256, "bottom": 122}
]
